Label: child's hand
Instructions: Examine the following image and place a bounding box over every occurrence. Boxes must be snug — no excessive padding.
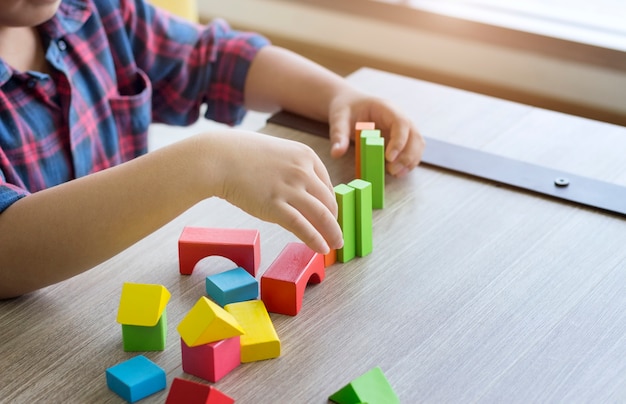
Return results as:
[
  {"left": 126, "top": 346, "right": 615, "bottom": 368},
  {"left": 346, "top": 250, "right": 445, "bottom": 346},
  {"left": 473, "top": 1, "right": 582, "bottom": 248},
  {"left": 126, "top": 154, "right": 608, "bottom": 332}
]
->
[
  {"left": 210, "top": 130, "right": 343, "bottom": 255},
  {"left": 327, "top": 91, "right": 425, "bottom": 178}
]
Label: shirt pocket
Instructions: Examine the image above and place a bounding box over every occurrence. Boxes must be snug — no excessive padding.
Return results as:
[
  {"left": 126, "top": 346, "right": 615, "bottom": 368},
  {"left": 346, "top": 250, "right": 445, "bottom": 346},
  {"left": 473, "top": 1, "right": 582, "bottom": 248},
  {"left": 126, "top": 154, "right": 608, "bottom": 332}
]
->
[{"left": 108, "top": 68, "right": 152, "bottom": 162}]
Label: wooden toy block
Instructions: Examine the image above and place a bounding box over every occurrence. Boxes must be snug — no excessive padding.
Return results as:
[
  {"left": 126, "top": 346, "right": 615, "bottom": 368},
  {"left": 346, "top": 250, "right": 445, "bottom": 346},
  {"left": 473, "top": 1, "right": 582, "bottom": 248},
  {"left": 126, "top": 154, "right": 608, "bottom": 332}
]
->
[
  {"left": 122, "top": 309, "right": 168, "bottom": 351},
  {"left": 334, "top": 184, "right": 356, "bottom": 263},
  {"left": 116, "top": 282, "right": 170, "bottom": 327},
  {"left": 180, "top": 336, "right": 240, "bottom": 383},
  {"left": 165, "top": 378, "right": 234, "bottom": 404},
  {"left": 324, "top": 248, "right": 337, "bottom": 267},
  {"left": 354, "top": 122, "right": 376, "bottom": 179},
  {"left": 329, "top": 366, "right": 400, "bottom": 404},
  {"left": 260, "top": 242, "right": 325, "bottom": 316},
  {"left": 224, "top": 300, "right": 280, "bottom": 363},
  {"left": 205, "top": 266, "right": 258, "bottom": 307},
  {"left": 359, "top": 128, "right": 381, "bottom": 182},
  {"left": 178, "top": 227, "right": 261, "bottom": 277},
  {"left": 363, "top": 136, "right": 385, "bottom": 209},
  {"left": 105, "top": 355, "right": 166, "bottom": 403},
  {"left": 348, "top": 179, "right": 373, "bottom": 257},
  {"left": 177, "top": 296, "right": 244, "bottom": 347}
]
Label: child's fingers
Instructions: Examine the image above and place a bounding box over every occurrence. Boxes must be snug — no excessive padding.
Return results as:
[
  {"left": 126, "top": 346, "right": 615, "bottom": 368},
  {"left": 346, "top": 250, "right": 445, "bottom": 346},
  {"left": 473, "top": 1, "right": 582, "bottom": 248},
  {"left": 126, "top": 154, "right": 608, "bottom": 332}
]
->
[{"left": 328, "top": 106, "right": 351, "bottom": 158}]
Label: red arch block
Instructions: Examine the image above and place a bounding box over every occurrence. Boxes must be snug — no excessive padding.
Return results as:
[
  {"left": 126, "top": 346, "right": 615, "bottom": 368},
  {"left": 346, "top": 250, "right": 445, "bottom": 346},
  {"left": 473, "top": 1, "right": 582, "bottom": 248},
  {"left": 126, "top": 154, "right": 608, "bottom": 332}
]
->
[
  {"left": 260, "top": 242, "right": 325, "bottom": 316},
  {"left": 178, "top": 227, "right": 261, "bottom": 277}
]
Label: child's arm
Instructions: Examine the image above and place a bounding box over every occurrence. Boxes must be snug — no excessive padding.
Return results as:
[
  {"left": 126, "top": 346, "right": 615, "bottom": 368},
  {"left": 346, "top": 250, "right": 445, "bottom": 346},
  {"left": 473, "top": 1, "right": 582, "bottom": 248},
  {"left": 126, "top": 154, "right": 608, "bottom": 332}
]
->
[
  {"left": 0, "top": 130, "right": 342, "bottom": 299},
  {"left": 244, "top": 45, "right": 425, "bottom": 177}
]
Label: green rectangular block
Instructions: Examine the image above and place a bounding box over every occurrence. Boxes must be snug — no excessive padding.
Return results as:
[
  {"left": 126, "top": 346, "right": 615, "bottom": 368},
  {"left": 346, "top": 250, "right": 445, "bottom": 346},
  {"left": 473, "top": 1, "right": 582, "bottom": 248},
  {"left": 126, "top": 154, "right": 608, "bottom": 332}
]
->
[
  {"left": 334, "top": 184, "right": 356, "bottom": 263},
  {"left": 121, "top": 310, "right": 167, "bottom": 351},
  {"left": 348, "top": 179, "right": 373, "bottom": 257},
  {"left": 359, "top": 129, "right": 381, "bottom": 181},
  {"left": 363, "top": 136, "right": 385, "bottom": 209}
]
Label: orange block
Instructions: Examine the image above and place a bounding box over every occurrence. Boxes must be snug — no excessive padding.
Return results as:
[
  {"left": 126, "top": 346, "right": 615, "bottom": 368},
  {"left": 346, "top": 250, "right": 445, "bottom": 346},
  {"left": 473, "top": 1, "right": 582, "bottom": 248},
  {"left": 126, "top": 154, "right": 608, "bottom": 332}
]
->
[
  {"left": 178, "top": 227, "right": 260, "bottom": 277},
  {"left": 260, "top": 242, "right": 325, "bottom": 316},
  {"left": 355, "top": 122, "right": 376, "bottom": 179}
]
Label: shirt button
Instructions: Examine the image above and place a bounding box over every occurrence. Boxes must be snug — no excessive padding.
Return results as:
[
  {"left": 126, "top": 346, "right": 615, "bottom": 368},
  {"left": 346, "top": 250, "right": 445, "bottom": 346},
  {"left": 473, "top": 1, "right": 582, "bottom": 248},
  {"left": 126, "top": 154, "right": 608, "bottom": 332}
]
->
[
  {"left": 26, "top": 78, "right": 37, "bottom": 88},
  {"left": 57, "top": 39, "right": 67, "bottom": 51}
]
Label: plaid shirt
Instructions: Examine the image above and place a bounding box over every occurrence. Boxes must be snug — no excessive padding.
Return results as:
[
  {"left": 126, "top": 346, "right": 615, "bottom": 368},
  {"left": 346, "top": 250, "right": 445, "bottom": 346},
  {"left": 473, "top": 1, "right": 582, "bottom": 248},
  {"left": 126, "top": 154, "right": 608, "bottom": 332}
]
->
[{"left": 0, "top": 0, "right": 269, "bottom": 213}]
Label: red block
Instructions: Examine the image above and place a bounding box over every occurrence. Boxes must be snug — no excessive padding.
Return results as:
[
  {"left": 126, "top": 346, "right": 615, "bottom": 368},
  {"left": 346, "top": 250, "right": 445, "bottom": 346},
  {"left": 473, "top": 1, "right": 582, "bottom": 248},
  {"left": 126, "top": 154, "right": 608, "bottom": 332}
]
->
[
  {"left": 165, "top": 377, "right": 234, "bottom": 404},
  {"left": 180, "top": 336, "right": 240, "bottom": 383},
  {"left": 178, "top": 227, "right": 261, "bottom": 277},
  {"left": 260, "top": 242, "right": 325, "bottom": 316}
]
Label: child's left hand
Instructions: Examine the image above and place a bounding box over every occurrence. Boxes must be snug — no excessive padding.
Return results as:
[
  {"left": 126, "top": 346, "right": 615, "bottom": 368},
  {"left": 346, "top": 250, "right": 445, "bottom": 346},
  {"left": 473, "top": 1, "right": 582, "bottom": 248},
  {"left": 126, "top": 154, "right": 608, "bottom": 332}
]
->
[{"left": 327, "top": 91, "right": 425, "bottom": 178}]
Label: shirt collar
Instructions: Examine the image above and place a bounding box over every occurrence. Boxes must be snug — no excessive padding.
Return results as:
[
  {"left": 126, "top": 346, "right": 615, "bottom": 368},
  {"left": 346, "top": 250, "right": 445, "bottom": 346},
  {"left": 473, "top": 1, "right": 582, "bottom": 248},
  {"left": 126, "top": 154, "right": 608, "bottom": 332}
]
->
[
  {"left": 0, "top": 0, "right": 91, "bottom": 86},
  {"left": 39, "top": 0, "right": 92, "bottom": 39}
]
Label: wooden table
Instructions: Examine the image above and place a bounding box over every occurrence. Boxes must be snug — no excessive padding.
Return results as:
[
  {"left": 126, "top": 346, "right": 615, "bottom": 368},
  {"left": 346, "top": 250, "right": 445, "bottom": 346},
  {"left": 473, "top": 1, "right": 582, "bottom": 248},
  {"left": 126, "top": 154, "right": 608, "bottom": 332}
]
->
[{"left": 2, "top": 68, "right": 626, "bottom": 403}]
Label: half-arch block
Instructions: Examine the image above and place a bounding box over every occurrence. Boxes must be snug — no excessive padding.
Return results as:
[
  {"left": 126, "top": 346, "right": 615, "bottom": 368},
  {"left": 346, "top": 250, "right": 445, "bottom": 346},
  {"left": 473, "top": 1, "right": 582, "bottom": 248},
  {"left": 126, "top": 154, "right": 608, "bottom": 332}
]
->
[
  {"left": 178, "top": 227, "right": 261, "bottom": 277},
  {"left": 260, "top": 242, "right": 325, "bottom": 316}
]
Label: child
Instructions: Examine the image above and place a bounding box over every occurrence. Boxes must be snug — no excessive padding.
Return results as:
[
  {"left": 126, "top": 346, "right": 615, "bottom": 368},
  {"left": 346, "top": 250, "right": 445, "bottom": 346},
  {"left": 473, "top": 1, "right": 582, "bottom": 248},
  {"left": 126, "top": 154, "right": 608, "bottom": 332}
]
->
[{"left": 0, "top": 0, "right": 424, "bottom": 298}]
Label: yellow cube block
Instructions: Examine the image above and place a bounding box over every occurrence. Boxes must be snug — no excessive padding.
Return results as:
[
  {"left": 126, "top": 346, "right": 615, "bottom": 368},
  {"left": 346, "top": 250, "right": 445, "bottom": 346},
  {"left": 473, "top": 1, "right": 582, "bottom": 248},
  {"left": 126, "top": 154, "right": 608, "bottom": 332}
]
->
[
  {"left": 177, "top": 297, "right": 244, "bottom": 347},
  {"left": 224, "top": 300, "right": 280, "bottom": 363},
  {"left": 116, "top": 283, "right": 170, "bottom": 327}
]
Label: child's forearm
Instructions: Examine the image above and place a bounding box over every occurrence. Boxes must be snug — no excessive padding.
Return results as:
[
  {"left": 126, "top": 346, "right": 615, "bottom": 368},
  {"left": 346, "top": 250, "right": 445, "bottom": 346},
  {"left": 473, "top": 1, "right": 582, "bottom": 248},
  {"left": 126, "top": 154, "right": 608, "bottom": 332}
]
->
[
  {"left": 0, "top": 134, "right": 213, "bottom": 298},
  {"left": 244, "top": 45, "right": 355, "bottom": 122}
]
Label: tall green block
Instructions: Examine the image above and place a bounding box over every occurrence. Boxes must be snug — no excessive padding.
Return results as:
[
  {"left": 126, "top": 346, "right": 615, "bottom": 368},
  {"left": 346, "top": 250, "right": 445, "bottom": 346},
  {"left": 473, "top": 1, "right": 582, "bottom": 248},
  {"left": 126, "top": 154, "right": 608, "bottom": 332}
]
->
[
  {"left": 363, "top": 136, "right": 385, "bottom": 209},
  {"left": 359, "top": 129, "right": 381, "bottom": 180},
  {"left": 329, "top": 366, "right": 400, "bottom": 404},
  {"left": 347, "top": 179, "right": 373, "bottom": 257},
  {"left": 121, "top": 310, "right": 168, "bottom": 352},
  {"left": 334, "top": 184, "right": 356, "bottom": 263}
]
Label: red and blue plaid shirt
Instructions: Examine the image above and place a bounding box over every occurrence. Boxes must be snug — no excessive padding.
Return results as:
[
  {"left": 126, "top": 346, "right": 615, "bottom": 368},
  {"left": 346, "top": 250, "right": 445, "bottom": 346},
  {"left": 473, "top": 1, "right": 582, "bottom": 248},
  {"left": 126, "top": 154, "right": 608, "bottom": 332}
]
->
[{"left": 0, "top": 0, "right": 269, "bottom": 213}]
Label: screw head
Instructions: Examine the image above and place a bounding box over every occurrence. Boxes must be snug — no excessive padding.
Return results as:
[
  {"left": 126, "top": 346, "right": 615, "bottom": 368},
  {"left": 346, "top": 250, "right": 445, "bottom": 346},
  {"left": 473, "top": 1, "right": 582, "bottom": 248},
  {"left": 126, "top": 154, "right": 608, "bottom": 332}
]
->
[{"left": 554, "top": 177, "right": 570, "bottom": 187}]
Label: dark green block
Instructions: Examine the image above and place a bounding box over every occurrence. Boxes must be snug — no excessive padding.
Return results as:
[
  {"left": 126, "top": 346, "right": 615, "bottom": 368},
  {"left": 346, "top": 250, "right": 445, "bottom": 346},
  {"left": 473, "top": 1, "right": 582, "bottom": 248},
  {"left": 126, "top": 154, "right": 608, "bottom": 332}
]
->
[{"left": 121, "top": 310, "right": 167, "bottom": 352}]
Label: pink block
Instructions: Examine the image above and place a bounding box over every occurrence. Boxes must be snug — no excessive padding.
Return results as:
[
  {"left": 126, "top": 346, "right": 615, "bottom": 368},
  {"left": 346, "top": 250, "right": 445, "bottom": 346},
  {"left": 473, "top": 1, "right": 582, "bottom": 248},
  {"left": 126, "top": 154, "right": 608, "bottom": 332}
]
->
[
  {"left": 178, "top": 227, "right": 261, "bottom": 277},
  {"left": 260, "top": 242, "right": 325, "bottom": 316},
  {"left": 180, "top": 336, "right": 240, "bottom": 383}
]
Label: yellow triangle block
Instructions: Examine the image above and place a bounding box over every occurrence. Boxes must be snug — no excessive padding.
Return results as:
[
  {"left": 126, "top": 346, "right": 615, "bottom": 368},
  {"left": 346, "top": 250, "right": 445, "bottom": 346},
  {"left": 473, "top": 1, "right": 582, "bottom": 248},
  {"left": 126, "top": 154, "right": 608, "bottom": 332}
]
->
[
  {"left": 224, "top": 300, "right": 280, "bottom": 363},
  {"left": 116, "top": 283, "right": 171, "bottom": 326},
  {"left": 177, "top": 297, "right": 244, "bottom": 347}
]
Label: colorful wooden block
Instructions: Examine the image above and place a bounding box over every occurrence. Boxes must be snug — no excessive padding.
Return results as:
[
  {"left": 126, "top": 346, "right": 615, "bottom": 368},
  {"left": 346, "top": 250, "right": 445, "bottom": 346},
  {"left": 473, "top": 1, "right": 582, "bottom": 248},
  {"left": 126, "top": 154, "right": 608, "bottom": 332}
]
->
[
  {"left": 324, "top": 248, "right": 337, "bottom": 267},
  {"left": 260, "top": 242, "right": 325, "bottom": 316},
  {"left": 224, "top": 300, "right": 280, "bottom": 363},
  {"left": 359, "top": 128, "right": 381, "bottom": 183},
  {"left": 165, "top": 378, "right": 235, "bottom": 404},
  {"left": 122, "top": 309, "right": 168, "bottom": 351},
  {"left": 348, "top": 179, "right": 373, "bottom": 257},
  {"left": 205, "top": 267, "right": 258, "bottom": 307},
  {"left": 178, "top": 227, "right": 261, "bottom": 277},
  {"left": 329, "top": 366, "right": 400, "bottom": 404},
  {"left": 354, "top": 122, "right": 376, "bottom": 179},
  {"left": 116, "top": 282, "right": 170, "bottom": 327},
  {"left": 363, "top": 136, "right": 385, "bottom": 209},
  {"left": 177, "top": 296, "right": 244, "bottom": 347},
  {"left": 180, "top": 336, "right": 240, "bottom": 383},
  {"left": 105, "top": 355, "right": 166, "bottom": 403},
  {"left": 334, "top": 184, "right": 356, "bottom": 263}
]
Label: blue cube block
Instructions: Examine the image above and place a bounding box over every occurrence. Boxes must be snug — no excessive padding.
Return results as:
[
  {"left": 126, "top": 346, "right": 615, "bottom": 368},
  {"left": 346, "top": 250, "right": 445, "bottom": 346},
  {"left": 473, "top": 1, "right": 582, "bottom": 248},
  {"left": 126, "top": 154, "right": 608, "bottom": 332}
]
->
[
  {"left": 205, "top": 267, "right": 258, "bottom": 306},
  {"left": 106, "top": 355, "right": 166, "bottom": 403}
]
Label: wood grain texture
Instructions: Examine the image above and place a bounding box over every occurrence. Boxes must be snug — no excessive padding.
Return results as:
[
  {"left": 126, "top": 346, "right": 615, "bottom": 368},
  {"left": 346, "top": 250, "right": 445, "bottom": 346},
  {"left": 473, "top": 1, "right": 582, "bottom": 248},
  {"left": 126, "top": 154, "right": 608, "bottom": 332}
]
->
[{"left": 2, "top": 68, "right": 626, "bottom": 403}]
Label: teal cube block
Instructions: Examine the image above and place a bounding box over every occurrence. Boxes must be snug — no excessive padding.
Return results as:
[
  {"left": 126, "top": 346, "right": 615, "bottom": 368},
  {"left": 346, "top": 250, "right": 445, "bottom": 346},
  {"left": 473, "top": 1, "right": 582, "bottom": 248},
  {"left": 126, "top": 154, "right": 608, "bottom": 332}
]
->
[
  {"left": 106, "top": 355, "right": 166, "bottom": 403},
  {"left": 206, "top": 267, "right": 258, "bottom": 306},
  {"left": 121, "top": 309, "right": 167, "bottom": 351}
]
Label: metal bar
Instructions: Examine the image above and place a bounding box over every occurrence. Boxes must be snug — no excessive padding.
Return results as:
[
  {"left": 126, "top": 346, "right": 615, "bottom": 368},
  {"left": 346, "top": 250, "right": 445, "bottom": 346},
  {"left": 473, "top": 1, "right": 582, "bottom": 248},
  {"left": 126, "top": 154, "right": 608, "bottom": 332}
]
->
[{"left": 267, "top": 111, "right": 626, "bottom": 217}]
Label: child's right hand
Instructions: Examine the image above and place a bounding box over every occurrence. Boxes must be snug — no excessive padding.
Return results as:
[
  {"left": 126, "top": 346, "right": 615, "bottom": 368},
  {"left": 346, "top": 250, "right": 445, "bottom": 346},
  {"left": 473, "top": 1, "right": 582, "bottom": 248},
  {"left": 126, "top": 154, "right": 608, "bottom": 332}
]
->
[{"left": 199, "top": 130, "right": 343, "bottom": 255}]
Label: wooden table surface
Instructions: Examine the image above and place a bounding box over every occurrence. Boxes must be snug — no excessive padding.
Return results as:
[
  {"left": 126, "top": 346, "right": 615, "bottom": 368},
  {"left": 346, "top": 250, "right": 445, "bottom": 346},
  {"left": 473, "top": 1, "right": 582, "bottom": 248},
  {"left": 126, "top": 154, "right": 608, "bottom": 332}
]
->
[{"left": 2, "top": 68, "right": 626, "bottom": 403}]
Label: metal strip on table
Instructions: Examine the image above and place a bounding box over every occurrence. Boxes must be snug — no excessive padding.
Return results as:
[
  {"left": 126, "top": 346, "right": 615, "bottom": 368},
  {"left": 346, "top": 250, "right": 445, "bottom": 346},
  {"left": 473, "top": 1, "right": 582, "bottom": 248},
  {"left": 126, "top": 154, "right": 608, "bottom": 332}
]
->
[{"left": 267, "top": 111, "right": 626, "bottom": 218}]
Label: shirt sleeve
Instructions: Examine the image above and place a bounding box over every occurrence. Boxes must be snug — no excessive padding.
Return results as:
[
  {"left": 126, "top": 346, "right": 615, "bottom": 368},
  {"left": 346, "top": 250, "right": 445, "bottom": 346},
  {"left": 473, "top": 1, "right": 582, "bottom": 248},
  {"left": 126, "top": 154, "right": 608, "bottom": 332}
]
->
[
  {"left": 0, "top": 174, "right": 28, "bottom": 214},
  {"left": 116, "top": 0, "right": 270, "bottom": 127}
]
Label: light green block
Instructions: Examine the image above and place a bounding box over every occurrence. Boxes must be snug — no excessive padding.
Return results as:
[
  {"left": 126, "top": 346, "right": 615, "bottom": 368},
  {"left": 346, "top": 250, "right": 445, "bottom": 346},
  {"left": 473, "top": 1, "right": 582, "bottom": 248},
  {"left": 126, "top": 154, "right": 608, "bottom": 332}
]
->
[
  {"left": 334, "top": 184, "right": 356, "bottom": 263},
  {"left": 329, "top": 366, "right": 400, "bottom": 404},
  {"left": 348, "top": 179, "right": 373, "bottom": 257},
  {"left": 121, "top": 310, "right": 167, "bottom": 352},
  {"left": 363, "top": 136, "right": 385, "bottom": 209},
  {"left": 359, "top": 130, "right": 381, "bottom": 180}
]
